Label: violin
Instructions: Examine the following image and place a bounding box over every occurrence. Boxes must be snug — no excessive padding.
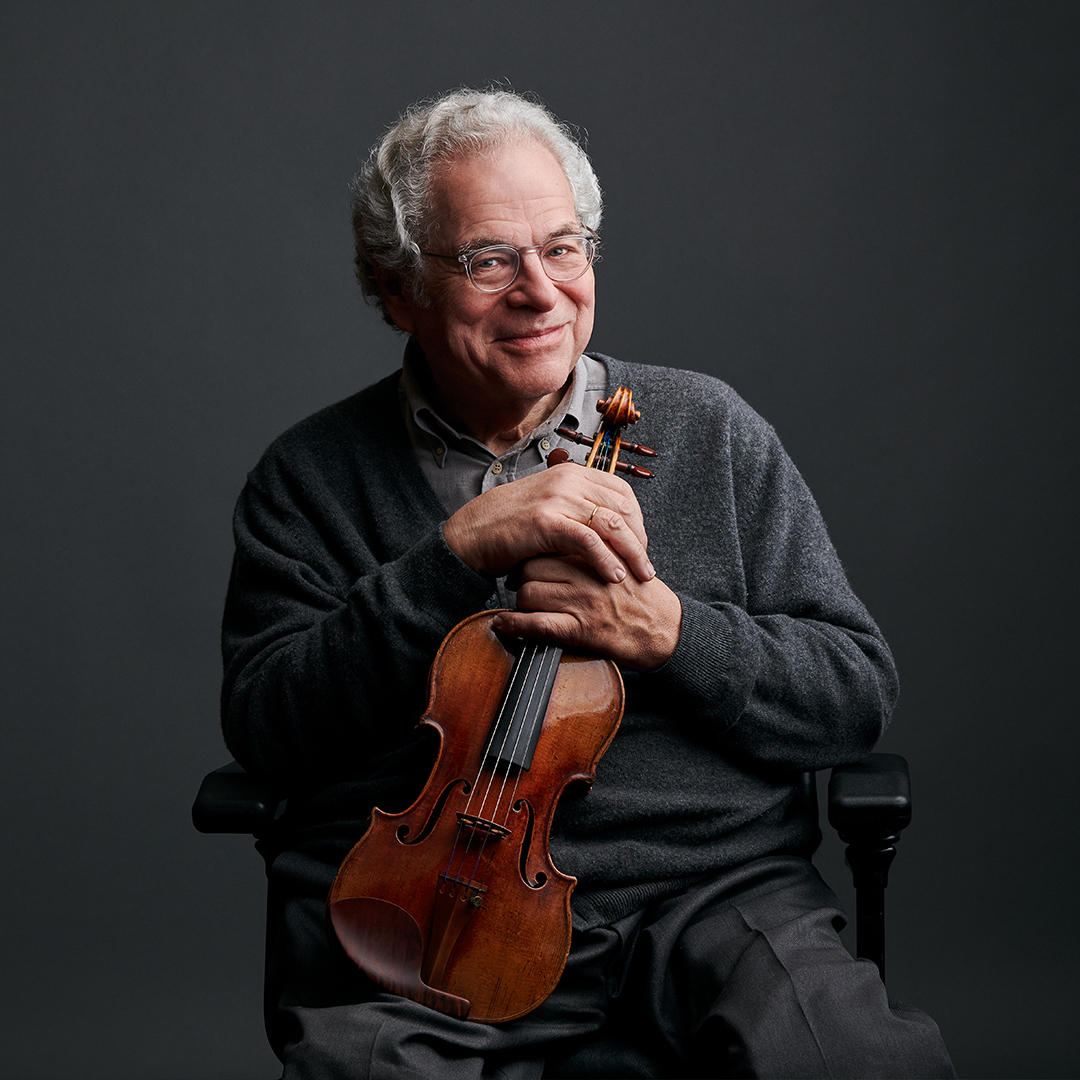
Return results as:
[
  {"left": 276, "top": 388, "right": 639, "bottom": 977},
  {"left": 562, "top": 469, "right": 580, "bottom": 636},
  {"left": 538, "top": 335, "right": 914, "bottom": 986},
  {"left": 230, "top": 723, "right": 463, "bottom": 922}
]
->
[{"left": 327, "top": 387, "right": 655, "bottom": 1023}]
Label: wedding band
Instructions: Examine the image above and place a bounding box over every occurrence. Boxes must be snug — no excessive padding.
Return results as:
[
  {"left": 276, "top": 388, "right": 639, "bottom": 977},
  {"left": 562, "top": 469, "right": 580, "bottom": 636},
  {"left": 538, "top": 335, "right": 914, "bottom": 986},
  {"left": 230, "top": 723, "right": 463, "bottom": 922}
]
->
[{"left": 586, "top": 505, "right": 599, "bottom": 528}]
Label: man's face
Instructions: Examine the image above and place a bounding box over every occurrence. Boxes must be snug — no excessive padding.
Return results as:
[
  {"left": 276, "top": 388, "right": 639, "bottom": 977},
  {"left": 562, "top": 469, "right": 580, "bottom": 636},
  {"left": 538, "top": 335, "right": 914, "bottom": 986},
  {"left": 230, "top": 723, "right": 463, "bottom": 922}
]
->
[{"left": 385, "top": 140, "right": 595, "bottom": 429}]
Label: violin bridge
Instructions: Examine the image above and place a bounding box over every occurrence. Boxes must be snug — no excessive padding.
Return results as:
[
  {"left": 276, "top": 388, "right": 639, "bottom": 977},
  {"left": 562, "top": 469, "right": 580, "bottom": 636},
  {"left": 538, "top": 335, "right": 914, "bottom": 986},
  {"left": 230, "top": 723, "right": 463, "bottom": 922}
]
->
[{"left": 456, "top": 812, "right": 511, "bottom": 839}]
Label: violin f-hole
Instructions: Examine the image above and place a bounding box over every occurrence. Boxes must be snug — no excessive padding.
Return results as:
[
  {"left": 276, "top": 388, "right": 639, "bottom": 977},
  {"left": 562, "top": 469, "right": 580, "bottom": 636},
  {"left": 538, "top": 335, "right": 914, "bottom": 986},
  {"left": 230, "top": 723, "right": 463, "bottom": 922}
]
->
[{"left": 397, "top": 778, "right": 470, "bottom": 845}]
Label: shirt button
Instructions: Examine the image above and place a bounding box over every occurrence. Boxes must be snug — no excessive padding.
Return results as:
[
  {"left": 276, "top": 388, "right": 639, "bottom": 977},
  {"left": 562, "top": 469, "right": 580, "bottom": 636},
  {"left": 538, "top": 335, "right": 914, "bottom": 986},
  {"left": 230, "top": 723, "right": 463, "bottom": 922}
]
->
[
  {"left": 434, "top": 445, "right": 444, "bottom": 456},
  {"left": 491, "top": 462, "right": 503, "bottom": 474},
  {"left": 540, "top": 437, "right": 551, "bottom": 451}
]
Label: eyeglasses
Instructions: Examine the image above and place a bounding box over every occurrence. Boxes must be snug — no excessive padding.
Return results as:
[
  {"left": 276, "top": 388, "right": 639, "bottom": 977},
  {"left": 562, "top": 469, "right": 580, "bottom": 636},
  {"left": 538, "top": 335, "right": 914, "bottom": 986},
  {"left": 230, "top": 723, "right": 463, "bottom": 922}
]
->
[{"left": 420, "top": 234, "right": 599, "bottom": 292}]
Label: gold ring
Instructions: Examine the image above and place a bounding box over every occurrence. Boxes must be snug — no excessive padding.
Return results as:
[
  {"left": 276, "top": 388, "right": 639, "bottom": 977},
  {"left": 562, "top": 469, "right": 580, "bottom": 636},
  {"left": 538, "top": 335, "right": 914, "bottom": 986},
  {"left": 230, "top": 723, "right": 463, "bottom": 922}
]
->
[{"left": 586, "top": 505, "right": 599, "bottom": 528}]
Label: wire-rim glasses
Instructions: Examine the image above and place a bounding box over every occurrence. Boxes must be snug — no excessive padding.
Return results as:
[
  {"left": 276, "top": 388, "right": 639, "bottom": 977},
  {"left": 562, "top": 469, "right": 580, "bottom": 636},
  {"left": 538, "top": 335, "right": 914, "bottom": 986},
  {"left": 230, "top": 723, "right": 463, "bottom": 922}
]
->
[{"left": 420, "top": 234, "right": 599, "bottom": 293}]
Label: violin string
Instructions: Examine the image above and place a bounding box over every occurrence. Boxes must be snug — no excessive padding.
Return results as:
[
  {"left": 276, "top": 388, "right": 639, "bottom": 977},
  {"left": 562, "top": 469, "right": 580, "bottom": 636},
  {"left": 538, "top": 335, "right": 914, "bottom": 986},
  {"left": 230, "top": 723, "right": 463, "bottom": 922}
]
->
[
  {"left": 462, "top": 641, "right": 551, "bottom": 886},
  {"left": 444, "top": 640, "right": 531, "bottom": 884},
  {"left": 482, "top": 643, "right": 555, "bottom": 837},
  {"left": 478, "top": 642, "right": 542, "bottom": 811},
  {"left": 446, "top": 405, "right": 625, "bottom": 890},
  {"left": 449, "top": 635, "right": 552, "bottom": 887},
  {"left": 474, "top": 642, "right": 561, "bottom": 890},
  {"left": 470, "top": 421, "right": 621, "bottom": 884},
  {"left": 594, "top": 430, "right": 614, "bottom": 472},
  {"left": 451, "top": 643, "right": 532, "bottom": 884},
  {"left": 496, "top": 642, "right": 559, "bottom": 821}
]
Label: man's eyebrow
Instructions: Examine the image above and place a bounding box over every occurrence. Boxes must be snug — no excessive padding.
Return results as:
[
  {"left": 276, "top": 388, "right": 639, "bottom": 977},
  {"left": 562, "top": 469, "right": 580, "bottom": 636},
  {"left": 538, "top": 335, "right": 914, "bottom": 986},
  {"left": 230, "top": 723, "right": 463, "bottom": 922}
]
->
[
  {"left": 455, "top": 224, "right": 583, "bottom": 254},
  {"left": 455, "top": 235, "right": 504, "bottom": 253}
]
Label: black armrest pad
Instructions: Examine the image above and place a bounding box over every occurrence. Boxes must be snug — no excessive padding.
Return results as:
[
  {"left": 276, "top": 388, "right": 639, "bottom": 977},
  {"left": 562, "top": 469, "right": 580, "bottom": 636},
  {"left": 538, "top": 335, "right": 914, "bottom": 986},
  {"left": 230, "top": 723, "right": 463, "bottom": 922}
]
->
[
  {"left": 191, "top": 762, "right": 284, "bottom": 835},
  {"left": 827, "top": 753, "right": 911, "bottom": 841}
]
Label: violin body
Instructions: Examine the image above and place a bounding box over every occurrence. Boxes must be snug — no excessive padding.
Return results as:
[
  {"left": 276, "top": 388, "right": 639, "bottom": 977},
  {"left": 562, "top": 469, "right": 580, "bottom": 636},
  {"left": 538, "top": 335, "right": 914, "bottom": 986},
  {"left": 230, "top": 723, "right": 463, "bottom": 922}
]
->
[{"left": 328, "top": 610, "right": 623, "bottom": 1023}]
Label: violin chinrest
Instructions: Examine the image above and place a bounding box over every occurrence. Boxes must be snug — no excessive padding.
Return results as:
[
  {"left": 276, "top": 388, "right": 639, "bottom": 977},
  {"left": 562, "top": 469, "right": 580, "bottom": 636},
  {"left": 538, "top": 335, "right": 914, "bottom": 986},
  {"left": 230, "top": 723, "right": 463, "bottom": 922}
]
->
[{"left": 328, "top": 896, "right": 472, "bottom": 1019}]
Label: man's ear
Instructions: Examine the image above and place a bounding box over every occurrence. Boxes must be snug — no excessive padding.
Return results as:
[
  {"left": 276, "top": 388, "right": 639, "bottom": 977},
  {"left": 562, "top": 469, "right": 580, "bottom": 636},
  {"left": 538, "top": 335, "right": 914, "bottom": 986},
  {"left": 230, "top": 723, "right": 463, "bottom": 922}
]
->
[{"left": 376, "top": 267, "right": 416, "bottom": 334}]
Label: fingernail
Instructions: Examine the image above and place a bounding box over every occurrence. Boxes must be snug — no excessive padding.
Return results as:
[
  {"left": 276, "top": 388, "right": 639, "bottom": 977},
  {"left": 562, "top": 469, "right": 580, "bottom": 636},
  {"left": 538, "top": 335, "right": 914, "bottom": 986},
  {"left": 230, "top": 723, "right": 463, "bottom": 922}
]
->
[
  {"left": 647, "top": 562, "right": 656, "bottom": 579},
  {"left": 613, "top": 566, "right": 626, "bottom": 582}
]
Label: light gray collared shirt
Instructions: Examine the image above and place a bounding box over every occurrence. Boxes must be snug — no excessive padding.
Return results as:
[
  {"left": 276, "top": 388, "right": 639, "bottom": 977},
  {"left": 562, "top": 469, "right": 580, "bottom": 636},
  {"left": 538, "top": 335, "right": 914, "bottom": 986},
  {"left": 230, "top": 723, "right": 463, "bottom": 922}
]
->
[{"left": 398, "top": 340, "right": 608, "bottom": 517}]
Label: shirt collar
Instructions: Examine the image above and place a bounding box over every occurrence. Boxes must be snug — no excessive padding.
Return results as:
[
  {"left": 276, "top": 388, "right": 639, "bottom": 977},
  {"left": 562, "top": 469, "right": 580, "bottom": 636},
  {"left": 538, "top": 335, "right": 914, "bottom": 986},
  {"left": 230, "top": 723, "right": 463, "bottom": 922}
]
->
[{"left": 400, "top": 337, "right": 588, "bottom": 461}]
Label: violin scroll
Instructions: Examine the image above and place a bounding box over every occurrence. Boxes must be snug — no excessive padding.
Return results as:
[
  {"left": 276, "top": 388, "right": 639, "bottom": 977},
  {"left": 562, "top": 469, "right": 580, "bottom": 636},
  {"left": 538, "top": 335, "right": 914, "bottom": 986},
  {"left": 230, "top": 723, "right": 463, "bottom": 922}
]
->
[{"left": 597, "top": 386, "right": 640, "bottom": 428}]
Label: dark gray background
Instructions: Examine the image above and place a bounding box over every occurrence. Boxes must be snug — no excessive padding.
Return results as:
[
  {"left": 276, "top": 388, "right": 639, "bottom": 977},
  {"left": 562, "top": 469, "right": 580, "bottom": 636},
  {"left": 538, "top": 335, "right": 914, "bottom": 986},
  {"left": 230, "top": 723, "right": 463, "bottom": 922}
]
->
[{"left": 3, "top": 2, "right": 1077, "bottom": 1077}]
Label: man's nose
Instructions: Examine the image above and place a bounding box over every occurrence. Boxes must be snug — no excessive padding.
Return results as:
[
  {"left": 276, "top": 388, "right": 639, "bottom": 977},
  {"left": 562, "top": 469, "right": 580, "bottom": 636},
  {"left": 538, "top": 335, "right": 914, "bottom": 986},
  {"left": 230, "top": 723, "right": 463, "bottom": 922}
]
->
[{"left": 505, "top": 251, "right": 559, "bottom": 307}]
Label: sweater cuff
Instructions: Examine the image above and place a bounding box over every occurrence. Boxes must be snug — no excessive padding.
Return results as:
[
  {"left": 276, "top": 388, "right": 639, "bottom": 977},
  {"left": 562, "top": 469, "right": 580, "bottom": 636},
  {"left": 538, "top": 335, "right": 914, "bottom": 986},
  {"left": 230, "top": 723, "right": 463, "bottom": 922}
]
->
[
  {"left": 350, "top": 524, "right": 497, "bottom": 633},
  {"left": 644, "top": 595, "right": 758, "bottom": 724}
]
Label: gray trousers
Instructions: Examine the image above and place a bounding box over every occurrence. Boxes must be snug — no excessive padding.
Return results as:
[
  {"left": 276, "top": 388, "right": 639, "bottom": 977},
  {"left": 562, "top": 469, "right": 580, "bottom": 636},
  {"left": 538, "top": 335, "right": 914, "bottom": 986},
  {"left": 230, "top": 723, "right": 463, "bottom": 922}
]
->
[{"left": 267, "top": 854, "right": 954, "bottom": 1079}]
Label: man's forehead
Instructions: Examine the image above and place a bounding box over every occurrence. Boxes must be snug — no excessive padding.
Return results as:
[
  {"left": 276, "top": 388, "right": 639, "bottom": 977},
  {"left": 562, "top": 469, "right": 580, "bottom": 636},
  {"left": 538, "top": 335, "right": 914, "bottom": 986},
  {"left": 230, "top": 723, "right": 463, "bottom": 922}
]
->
[
  {"left": 449, "top": 222, "right": 582, "bottom": 254},
  {"left": 426, "top": 141, "right": 578, "bottom": 246}
]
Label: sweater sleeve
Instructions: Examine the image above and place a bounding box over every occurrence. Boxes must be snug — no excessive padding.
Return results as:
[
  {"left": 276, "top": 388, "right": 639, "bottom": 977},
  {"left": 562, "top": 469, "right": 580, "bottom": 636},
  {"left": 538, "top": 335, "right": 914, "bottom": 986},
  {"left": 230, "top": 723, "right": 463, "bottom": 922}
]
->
[
  {"left": 642, "top": 383, "right": 898, "bottom": 772},
  {"left": 220, "top": 406, "right": 496, "bottom": 791}
]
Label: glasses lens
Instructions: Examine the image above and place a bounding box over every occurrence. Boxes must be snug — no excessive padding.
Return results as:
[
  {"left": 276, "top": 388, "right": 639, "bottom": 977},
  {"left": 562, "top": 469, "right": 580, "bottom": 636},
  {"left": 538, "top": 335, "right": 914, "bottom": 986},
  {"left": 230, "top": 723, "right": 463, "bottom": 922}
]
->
[
  {"left": 541, "top": 236, "right": 594, "bottom": 281},
  {"left": 466, "top": 247, "right": 518, "bottom": 291}
]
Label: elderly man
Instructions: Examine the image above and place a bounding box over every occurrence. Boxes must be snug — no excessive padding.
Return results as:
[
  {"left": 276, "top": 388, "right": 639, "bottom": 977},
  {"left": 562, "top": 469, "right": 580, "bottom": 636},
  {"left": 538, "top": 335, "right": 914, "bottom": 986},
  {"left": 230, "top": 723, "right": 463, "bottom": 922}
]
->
[{"left": 221, "top": 89, "right": 953, "bottom": 1078}]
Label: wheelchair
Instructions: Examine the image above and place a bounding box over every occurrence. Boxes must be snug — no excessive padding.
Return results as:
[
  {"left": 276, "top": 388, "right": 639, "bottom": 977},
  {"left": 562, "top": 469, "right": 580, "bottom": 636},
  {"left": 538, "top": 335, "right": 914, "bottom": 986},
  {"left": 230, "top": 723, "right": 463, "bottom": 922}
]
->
[{"left": 194, "top": 753, "right": 911, "bottom": 1078}]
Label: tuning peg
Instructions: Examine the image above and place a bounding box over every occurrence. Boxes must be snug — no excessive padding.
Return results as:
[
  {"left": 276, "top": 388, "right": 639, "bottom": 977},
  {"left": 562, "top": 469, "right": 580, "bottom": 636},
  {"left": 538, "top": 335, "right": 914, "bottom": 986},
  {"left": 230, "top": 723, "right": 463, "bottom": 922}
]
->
[
  {"left": 555, "top": 426, "right": 593, "bottom": 448},
  {"left": 620, "top": 439, "right": 656, "bottom": 459}
]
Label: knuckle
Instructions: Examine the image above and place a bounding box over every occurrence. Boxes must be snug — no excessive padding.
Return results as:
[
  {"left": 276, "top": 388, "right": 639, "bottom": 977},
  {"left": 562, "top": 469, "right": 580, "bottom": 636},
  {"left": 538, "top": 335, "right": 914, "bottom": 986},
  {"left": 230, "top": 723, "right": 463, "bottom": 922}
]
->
[
  {"left": 582, "top": 528, "right": 608, "bottom": 556},
  {"left": 532, "top": 612, "right": 564, "bottom": 639}
]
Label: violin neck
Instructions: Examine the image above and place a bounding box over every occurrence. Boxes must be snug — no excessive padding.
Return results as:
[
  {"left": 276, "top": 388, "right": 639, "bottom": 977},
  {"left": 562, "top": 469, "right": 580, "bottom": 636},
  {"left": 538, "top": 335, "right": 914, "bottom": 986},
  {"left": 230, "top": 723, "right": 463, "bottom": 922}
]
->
[{"left": 486, "top": 387, "right": 645, "bottom": 772}]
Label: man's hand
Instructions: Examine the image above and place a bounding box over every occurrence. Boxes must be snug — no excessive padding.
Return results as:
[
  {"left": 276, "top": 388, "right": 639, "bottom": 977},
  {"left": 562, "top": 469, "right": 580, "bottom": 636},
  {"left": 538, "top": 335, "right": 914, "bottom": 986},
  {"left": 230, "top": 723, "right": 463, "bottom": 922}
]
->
[
  {"left": 443, "top": 462, "right": 654, "bottom": 586},
  {"left": 493, "top": 555, "right": 683, "bottom": 671}
]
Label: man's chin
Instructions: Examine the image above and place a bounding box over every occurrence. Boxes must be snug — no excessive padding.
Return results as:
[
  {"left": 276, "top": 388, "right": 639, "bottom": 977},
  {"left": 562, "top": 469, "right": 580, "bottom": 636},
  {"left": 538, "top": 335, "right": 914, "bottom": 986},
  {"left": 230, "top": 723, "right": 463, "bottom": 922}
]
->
[{"left": 504, "top": 352, "right": 578, "bottom": 393}]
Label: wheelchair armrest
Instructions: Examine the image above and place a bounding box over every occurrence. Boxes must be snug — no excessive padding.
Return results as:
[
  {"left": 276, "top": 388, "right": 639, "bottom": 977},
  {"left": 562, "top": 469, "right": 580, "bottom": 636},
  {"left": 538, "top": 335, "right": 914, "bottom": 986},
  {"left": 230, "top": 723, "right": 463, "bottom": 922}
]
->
[
  {"left": 191, "top": 761, "right": 284, "bottom": 836},
  {"left": 827, "top": 752, "right": 911, "bottom": 843},
  {"left": 826, "top": 752, "right": 910, "bottom": 983}
]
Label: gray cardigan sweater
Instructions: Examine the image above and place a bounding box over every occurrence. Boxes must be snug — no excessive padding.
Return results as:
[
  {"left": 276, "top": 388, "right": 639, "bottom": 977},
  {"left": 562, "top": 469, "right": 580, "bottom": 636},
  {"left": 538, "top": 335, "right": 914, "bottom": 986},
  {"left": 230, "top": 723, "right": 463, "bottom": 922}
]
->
[{"left": 221, "top": 354, "right": 898, "bottom": 925}]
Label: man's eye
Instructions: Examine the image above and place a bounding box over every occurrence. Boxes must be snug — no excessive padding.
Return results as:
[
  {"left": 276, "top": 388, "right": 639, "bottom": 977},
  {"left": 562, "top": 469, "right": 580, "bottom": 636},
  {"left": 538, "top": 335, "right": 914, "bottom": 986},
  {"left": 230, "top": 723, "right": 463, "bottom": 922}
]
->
[
  {"left": 471, "top": 251, "right": 513, "bottom": 272},
  {"left": 545, "top": 238, "right": 587, "bottom": 262}
]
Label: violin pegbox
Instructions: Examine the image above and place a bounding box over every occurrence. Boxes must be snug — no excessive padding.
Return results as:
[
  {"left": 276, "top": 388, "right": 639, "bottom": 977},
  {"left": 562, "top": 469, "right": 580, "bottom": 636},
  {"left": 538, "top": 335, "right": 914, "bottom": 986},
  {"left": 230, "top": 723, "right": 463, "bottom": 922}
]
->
[{"left": 550, "top": 386, "right": 656, "bottom": 479}]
